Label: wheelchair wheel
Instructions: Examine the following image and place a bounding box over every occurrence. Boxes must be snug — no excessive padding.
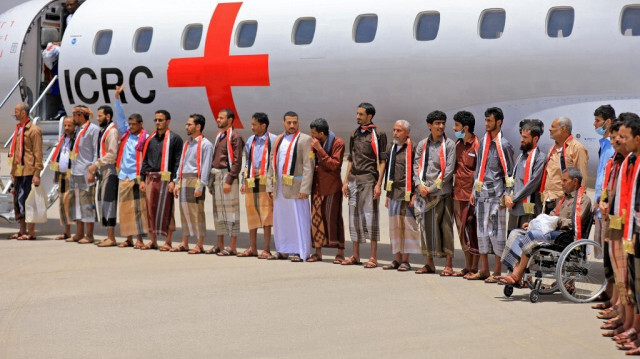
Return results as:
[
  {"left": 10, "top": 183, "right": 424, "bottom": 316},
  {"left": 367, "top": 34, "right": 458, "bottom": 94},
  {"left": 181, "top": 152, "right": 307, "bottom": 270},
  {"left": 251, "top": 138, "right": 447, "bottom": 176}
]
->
[
  {"left": 555, "top": 239, "right": 608, "bottom": 303},
  {"left": 504, "top": 285, "right": 513, "bottom": 298},
  {"left": 529, "top": 289, "right": 539, "bottom": 303},
  {"left": 525, "top": 248, "right": 559, "bottom": 294}
]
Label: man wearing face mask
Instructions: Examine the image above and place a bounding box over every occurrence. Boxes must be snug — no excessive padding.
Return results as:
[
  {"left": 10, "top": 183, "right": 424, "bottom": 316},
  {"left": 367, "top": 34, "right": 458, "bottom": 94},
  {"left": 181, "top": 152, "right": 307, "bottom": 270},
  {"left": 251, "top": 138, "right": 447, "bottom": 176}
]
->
[{"left": 593, "top": 105, "right": 616, "bottom": 251}]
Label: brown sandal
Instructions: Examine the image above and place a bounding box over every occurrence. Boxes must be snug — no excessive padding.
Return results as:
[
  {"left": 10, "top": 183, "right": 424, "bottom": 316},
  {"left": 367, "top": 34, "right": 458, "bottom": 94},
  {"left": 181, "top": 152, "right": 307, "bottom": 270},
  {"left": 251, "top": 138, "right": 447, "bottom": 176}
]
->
[
  {"left": 307, "top": 254, "right": 322, "bottom": 262},
  {"left": 159, "top": 244, "right": 172, "bottom": 252},
  {"left": 341, "top": 256, "right": 362, "bottom": 265},
  {"left": 363, "top": 257, "right": 378, "bottom": 268},
  {"left": 8, "top": 232, "right": 24, "bottom": 240},
  {"left": 452, "top": 268, "right": 470, "bottom": 277},
  {"left": 170, "top": 244, "right": 189, "bottom": 252},
  {"left": 440, "top": 267, "right": 454, "bottom": 276},
  {"left": 237, "top": 249, "right": 258, "bottom": 257},
  {"left": 188, "top": 246, "right": 204, "bottom": 254},
  {"left": 415, "top": 264, "right": 435, "bottom": 274},
  {"left": 55, "top": 234, "right": 71, "bottom": 240},
  {"left": 258, "top": 251, "right": 271, "bottom": 259},
  {"left": 466, "top": 272, "right": 490, "bottom": 280},
  {"left": 140, "top": 242, "right": 158, "bottom": 250},
  {"left": 118, "top": 240, "right": 134, "bottom": 248},
  {"left": 333, "top": 255, "right": 345, "bottom": 264}
]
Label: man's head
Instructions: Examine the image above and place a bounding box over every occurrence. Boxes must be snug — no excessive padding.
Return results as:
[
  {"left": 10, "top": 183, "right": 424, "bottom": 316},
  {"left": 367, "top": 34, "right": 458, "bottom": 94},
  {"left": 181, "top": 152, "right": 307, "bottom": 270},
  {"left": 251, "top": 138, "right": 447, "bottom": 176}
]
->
[
  {"left": 217, "top": 109, "right": 234, "bottom": 129},
  {"left": 610, "top": 120, "right": 625, "bottom": 155},
  {"left": 63, "top": 116, "right": 75, "bottom": 137},
  {"left": 154, "top": 110, "right": 171, "bottom": 132},
  {"left": 251, "top": 112, "right": 269, "bottom": 136},
  {"left": 97, "top": 105, "right": 113, "bottom": 127},
  {"left": 594, "top": 104, "right": 615, "bottom": 135},
  {"left": 128, "top": 114, "right": 143, "bottom": 135},
  {"left": 519, "top": 122, "right": 542, "bottom": 152},
  {"left": 356, "top": 102, "right": 375, "bottom": 126},
  {"left": 310, "top": 118, "right": 330, "bottom": 143},
  {"left": 186, "top": 113, "right": 205, "bottom": 137},
  {"left": 65, "top": 0, "right": 81, "bottom": 14},
  {"left": 484, "top": 107, "right": 504, "bottom": 133},
  {"left": 453, "top": 111, "right": 475, "bottom": 138},
  {"left": 561, "top": 167, "right": 582, "bottom": 194},
  {"left": 13, "top": 103, "right": 29, "bottom": 122},
  {"left": 72, "top": 105, "right": 92, "bottom": 125},
  {"left": 620, "top": 113, "right": 640, "bottom": 155},
  {"left": 283, "top": 111, "right": 299, "bottom": 135},
  {"left": 392, "top": 120, "right": 411, "bottom": 144},
  {"left": 427, "top": 110, "right": 446, "bottom": 139},
  {"left": 549, "top": 117, "right": 572, "bottom": 143}
]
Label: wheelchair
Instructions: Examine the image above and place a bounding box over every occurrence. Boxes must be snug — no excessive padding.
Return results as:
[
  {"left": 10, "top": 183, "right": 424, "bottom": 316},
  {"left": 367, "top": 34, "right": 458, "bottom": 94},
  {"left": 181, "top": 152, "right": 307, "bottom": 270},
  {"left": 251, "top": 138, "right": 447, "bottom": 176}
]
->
[{"left": 503, "top": 213, "right": 608, "bottom": 303}]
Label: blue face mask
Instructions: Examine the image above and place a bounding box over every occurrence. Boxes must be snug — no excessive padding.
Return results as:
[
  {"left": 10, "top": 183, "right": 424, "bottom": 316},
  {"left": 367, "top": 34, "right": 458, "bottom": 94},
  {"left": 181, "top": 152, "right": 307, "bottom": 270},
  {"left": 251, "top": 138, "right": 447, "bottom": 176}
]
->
[
  {"left": 454, "top": 130, "right": 465, "bottom": 139},
  {"left": 595, "top": 126, "right": 606, "bottom": 136}
]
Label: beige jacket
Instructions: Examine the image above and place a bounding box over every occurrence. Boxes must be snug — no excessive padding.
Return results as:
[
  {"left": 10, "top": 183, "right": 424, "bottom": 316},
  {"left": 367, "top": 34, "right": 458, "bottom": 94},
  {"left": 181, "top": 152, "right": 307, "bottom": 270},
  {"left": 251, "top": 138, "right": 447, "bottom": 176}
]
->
[
  {"left": 10, "top": 121, "right": 43, "bottom": 177},
  {"left": 267, "top": 132, "right": 314, "bottom": 199}
]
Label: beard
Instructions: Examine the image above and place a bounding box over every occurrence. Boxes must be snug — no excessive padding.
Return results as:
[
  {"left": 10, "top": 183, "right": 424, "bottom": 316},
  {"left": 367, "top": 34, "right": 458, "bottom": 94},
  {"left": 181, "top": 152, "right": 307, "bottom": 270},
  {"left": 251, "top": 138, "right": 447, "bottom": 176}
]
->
[{"left": 520, "top": 142, "right": 532, "bottom": 152}]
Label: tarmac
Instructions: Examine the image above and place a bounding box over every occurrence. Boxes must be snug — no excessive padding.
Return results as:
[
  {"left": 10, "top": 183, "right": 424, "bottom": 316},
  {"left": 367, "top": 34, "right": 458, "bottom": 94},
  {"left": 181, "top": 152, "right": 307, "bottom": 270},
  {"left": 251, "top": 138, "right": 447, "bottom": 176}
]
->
[{"left": 0, "top": 172, "right": 621, "bottom": 359}]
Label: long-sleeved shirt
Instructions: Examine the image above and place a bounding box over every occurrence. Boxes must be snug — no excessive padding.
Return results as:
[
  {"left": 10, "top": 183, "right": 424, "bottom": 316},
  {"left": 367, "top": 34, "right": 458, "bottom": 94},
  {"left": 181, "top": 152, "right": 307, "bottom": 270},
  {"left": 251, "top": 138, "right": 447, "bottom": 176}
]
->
[
  {"left": 542, "top": 136, "right": 589, "bottom": 202},
  {"left": 347, "top": 125, "right": 388, "bottom": 184},
  {"left": 71, "top": 122, "right": 100, "bottom": 176},
  {"left": 385, "top": 141, "right": 416, "bottom": 201},
  {"left": 57, "top": 137, "right": 72, "bottom": 174},
  {"left": 453, "top": 136, "right": 478, "bottom": 202},
  {"left": 413, "top": 134, "right": 456, "bottom": 197},
  {"left": 140, "top": 130, "right": 183, "bottom": 182},
  {"left": 115, "top": 99, "right": 142, "bottom": 180},
  {"left": 10, "top": 121, "right": 43, "bottom": 177},
  {"left": 312, "top": 132, "right": 345, "bottom": 196},
  {"left": 554, "top": 189, "right": 592, "bottom": 235},
  {"left": 211, "top": 128, "right": 244, "bottom": 185},
  {"left": 93, "top": 122, "right": 119, "bottom": 168},
  {"left": 473, "top": 132, "right": 515, "bottom": 198},
  {"left": 175, "top": 135, "right": 214, "bottom": 192},
  {"left": 243, "top": 132, "right": 277, "bottom": 181},
  {"left": 595, "top": 136, "right": 615, "bottom": 203},
  {"left": 508, "top": 147, "right": 546, "bottom": 216}
]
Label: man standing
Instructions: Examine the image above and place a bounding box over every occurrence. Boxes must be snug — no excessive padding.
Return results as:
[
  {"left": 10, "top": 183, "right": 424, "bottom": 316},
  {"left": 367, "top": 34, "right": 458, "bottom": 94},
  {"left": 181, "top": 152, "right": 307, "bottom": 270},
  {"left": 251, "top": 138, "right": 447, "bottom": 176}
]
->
[
  {"left": 413, "top": 111, "right": 456, "bottom": 275},
  {"left": 268, "top": 111, "right": 314, "bottom": 262},
  {"left": 86, "top": 104, "right": 119, "bottom": 246},
  {"left": 113, "top": 86, "right": 149, "bottom": 249},
  {"left": 593, "top": 105, "right": 616, "bottom": 250},
  {"left": 342, "top": 103, "right": 387, "bottom": 268},
  {"left": 451, "top": 111, "right": 479, "bottom": 278},
  {"left": 172, "top": 114, "right": 214, "bottom": 254},
  {"left": 382, "top": 120, "right": 420, "bottom": 271},
  {"left": 139, "top": 110, "right": 183, "bottom": 252},
  {"left": 8, "top": 103, "right": 43, "bottom": 240},
  {"left": 504, "top": 120, "right": 546, "bottom": 233},
  {"left": 208, "top": 109, "right": 244, "bottom": 256},
  {"left": 309, "top": 118, "right": 346, "bottom": 263},
  {"left": 469, "top": 107, "right": 514, "bottom": 282},
  {"left": 67, "top": 105, "right": 100, "bottom": 243},
  {"left": 239, "top": 112, "right": 276, "bottom": 259},
  {"left": 540, "top": 117, "right": 589, "bottom": 214},
  {"left": 50, "top": 116, "right": 76, "bottom": 240}
]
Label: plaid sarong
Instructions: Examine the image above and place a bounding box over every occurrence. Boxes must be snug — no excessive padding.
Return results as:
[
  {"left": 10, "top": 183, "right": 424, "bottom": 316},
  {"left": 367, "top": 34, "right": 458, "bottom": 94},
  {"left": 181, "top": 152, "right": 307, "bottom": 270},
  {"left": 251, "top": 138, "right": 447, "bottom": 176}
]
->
[
  {"left": 476, "top": 197, "right": 506, "bottom": 256},
  {"left": 118, "top": 179, "right": 148, "bottom": 237},
  {"left": 608, "top": 238, "right": 629, "bottom": 304},
  {"left": 146, "top": 173, "right": 175, "bottom": 236},
  {"left": 347, "top": 180, "right": 379, "bottom": 242},
  {"left": 96, "top": 165, "right": 118, "bottom": 228},
  {"left": 68, "top": 175, "right": 96, "bottom": 223},
  {"left": 179, "top": 174, "right": 206, "bottom": 238},
  {"left": 501, "top": 229, "right": 550, "bottom": 271},
  {"left": 453, "top": 200, "right": 478, "bottom": 255},
  {"left": 56, "top": 172, "right": 72, "bottom": 226},
  {"left": 311, "top": 191, "right": 345, "bottom": 249},
  {"left": 208, "top": 168, "right": 240, "bottom": 237},
  {"left": 418, "top": 195, "right": 454, "bottom": 258},
  {"left": 12, "top": 175, "right": 32, "bottom": 220},
  {"left": 388, "top": 199, "right": 421, "bottom": 254},
  {"left": 244, "top": 173, "right": 273, "bottom": 230}
]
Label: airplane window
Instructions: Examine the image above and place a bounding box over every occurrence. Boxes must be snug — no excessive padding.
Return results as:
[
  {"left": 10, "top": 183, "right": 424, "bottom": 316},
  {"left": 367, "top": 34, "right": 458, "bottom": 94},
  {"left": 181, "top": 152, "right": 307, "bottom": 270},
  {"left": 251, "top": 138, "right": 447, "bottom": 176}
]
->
[
  {"left": 293, "top": 18, "right": 316, "bottom": 45},
  {"left": 94, "top": 30, "right": 113, "bottom": 55},
  {"left": 479, "top": 9, "right": 506, "bottom": 39},
  {"left": 354, "top": 14, "right": 378, "bottom": 43},
  {"left": 237, "top": 21, "right": 258, "bottom": 48},
  {"left": 134, "top": 28, "right": 153, "bottom": 53},
  {"left": 621, "top": 6, "right": 640, "bottom": 36},
  {"left": 547, "top": 8, "right": 574, "bottom": 38},
  {"left": 415, "top": 12, "right": 440, "bottom": 41},
  {"left": 183, "top": 24, "right": 203, "bottom": 50}
]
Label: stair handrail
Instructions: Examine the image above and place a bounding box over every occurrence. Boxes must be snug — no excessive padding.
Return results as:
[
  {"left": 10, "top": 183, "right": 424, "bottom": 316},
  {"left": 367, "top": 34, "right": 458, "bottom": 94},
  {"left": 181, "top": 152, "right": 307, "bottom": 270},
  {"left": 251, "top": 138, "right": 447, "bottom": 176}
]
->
[
  {"left": 29, "top": 74, "right": 58, "bottom": 126},
  {"left": 0, "top": 77, "right": 23, "bottom": 111}
]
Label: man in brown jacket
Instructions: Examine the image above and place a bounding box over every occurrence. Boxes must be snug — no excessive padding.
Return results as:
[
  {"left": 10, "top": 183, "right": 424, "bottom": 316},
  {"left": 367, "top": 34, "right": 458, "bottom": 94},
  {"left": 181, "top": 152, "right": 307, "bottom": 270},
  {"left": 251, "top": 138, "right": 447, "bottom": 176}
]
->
[
  {"left": 308, "top": 118, "right": 346, "bottom": 263},
  {"left": 8, "top": 103, "right": 43, "bottom": 240}
]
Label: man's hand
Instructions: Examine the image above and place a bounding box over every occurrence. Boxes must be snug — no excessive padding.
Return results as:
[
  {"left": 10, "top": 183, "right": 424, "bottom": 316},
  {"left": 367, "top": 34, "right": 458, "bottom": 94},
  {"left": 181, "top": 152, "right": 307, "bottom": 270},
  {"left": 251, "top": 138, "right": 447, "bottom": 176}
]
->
[
  {"left": 599, "top": 202, "right": 609, "bottom": 217},
  {"left": 240, "top": 184, "right": 246, "bottom": 195},
  {"left": 418, "top": 184, "right": 429, "bottom": 198},
  {"left": 409, "top": 195, "right": 415, "bottom": 208},
  {"left": 168, "top": 181, "right": 175, "bottom": 194},
  {"left": 268, "top": 192, "right": 273, "bottom": 199},
  {"left": 311, "top": 138, "right": 322, "bottom": 152},
  {"left": 522, "top": 222, "right": 529, "bottom": 230},
  {"left": 173, "top": 185, "right": 179, "bottom": 198},
  {"left": 298, "top": 193, "right": 309, "bottom": 199},
  {"left": 385, "top": 197, "right": 389, "bottom": 209},
  {"left": 32, "top": 177, "right": 40, "bottom": 187},
  {"left": 223, "top": 183, "right": 232, "bottom": 194},
  {"left": 88, "top": 172, "right": 95, "bottom": 183},
  {"left": 373, "top": 183, "right": 381, "bottom": 200},
  {"left": 342, "top": 182, "right": 349, "bottom": 198},
  {"left": 194, "top": 189, "right": 203, "bottom": 198},
  {"left": 115, "top": 84, "right": 125, "bottom": 100},
  {"left": 469, "top": 193, "right": 475, "bottom": 206},
  {"left": 139, "top": 180, "right": 146, "bottom": 192},
  {"left": 504, "top": 195, "right": 514, "bottom": 210}
]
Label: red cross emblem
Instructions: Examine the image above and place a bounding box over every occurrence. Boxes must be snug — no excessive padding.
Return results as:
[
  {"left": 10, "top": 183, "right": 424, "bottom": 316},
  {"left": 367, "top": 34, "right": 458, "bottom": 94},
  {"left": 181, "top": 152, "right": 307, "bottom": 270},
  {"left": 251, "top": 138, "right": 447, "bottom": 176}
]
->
[{"left": 167, "top": 2, "right": 270, "bottom": 129}]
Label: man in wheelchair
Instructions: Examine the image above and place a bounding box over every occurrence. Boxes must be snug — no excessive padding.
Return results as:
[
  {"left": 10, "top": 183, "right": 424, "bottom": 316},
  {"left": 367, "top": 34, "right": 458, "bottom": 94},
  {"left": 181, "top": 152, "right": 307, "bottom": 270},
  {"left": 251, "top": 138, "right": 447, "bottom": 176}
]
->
[{"left": 499, "top": 167, "right": 592, "bottom": 285}]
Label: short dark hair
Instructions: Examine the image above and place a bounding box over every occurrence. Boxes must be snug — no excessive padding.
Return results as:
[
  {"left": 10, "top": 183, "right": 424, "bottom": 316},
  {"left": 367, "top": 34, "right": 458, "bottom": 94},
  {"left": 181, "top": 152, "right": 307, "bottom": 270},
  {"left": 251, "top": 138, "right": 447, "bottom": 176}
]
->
[
  {"left": 520, "top": 122, "right": 542, "bottom": 140},
  {"left": 519, "top": 119, "right": 544, "bottom": 134},
  {"left": 98, "top": 105, "right": 113, "bottom": 120},
  {"left": 220, "top": 108, "right": 235, "bottom": 120},
  {"left": 252, "top": 112, "right": 269, "bottom": 128},
  {"left": 610, "top": 119, "right": 623, "bottom": 133},
  {"left": 594, "top": 104, "right": 616, "bottom": 121},
  {"left": 310, "top": 118, "right": 329, "bottom": 136},
  {"left": 358, "top": 102, "right": 376, "bottom": 118},
  {"left": 618, "top": 112, "right": 640, "bottom": 123},
  {"left": 283, "top": 111, "right": 298, "bottom": 120},
  {"left": 190, "top": 113, "right": 205, "bottom": 131},
  {"left": 426, "top": 110, "right": 447, "bottom": 124},
  {"left": 485, "top": 107, "right": 504, "bottom": 123},
  {"left": 622, "top": 113, "right": 640, "bottom": 138},
  {"left": 128, "top": 113, "right": 143, "bottom": 123},
  {"left": 563, "top": 167, "right": 583, "bottom": 186},
  {"left": 155, "top": 109, "right": 171, "bottom": 120},
  {"left": 453, "top": 111, "right": 475, "bottom": 133}
]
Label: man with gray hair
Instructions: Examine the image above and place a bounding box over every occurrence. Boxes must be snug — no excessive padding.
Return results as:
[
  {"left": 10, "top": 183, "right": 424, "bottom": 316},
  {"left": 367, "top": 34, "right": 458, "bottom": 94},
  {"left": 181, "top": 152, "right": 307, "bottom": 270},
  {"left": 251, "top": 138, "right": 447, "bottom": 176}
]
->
[{"left": 540, "top": 117, "right": 589, "bottom": 214}]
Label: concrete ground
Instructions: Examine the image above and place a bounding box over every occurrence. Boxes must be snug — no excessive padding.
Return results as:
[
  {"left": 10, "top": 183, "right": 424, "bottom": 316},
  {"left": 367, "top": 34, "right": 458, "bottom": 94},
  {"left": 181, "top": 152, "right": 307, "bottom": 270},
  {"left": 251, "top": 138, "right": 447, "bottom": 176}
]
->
[{"left": 0, "top": 168, "right": 620, "bottom": 359}]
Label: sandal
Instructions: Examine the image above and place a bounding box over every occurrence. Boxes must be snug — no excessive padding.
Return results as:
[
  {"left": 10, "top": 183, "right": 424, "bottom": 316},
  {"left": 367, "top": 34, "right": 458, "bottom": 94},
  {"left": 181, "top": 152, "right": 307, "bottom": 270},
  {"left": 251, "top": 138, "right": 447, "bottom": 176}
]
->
[
  {"left": 484, "top": 275, "right": 500, "bottom": 284},
  {"left": 159, "top": 244, "right": 172, "bottom": 252},
  {"left": 118, "top": 240, "right": 134, "bottom": 248},
  {"left": 466, "top": 272, "right": 490, "bottom": 281},
  {"left": 217, "top": 247, "right": 237, "bottom": 256},
  {"left": 598, "top": 310, "right": 619, "bottom": 320},
  {"left": 333, "top": 255, "right": 345, "bottom": 264},
  {"left": 602, "top": 330, "right": 617, "bottom": 337},
  {"left": 258, "top": 251, "right": 272, "bottom": 259},
  {"left": 237, "top": 249, "right": 258, "bottom": 257},
  {"left": 498, "top": 273, "right": 521, "bottom": 285},
  {"left": 363, "top": 257, "right": 378, "bottom": 268},
  {"left": 341, "top": 256, "right": 362, "bottom": 265},
  {"left": 205, "top": 246, "right": 221, "bottom": 255},
  {"left": 382, "top": 260, "right": 400, "bottom": 270},
  {"left": 8, "top": 232, "right": 24, "bottom": 240},
  {"left": 267, "top": 252, "right": 288, "bottom": 260},
  {"left": 463, "top": 269, "right": 479, "bottom": 279},
  {"left": 397, "top": 262, "right": 412, "bottom": 272},
  {"left": 440, "top": 267, "right": 454, "bottom": 276},
  {"left": 140, "top": 242, "right": 158, "bottom": 250},
  {"left": 66, "top": 235, "right": 83, "bottom": 243},
  {"left": 290, "top": 255, "right": 303, "bottom": 262},
  {"left": 601, "top": 321, "right": 623, "bottom": 330},
  {"left": 307, "top": 253, "right": 322, "bottom": 262},
  {"left": 170, "top": 244, "right": 189, "bottom": 252},
  {"left": 626, "top": 347, "right": 640, "bottom": 355},
  {"left": 133, "top": 241, "right": 144, "bottom": 249},
  {"left": 17, "top": 234, "right": 37, "bottom": 241},
  {"left": 55, "top": 234, "right": 71, "bottom": 240},
  {"left": 188, "top": 246, "right": 204, "bottom": 254},
  {"left": 614, "top": 328, "right": 637, "bottom": 343},
  {"left": 592, "top": 301, "right": 611, "bottom": 310},
  {"left": 452, "top": 268, "right": 470, "bottom": 277},
  {"left": 415, "top": 264, "right": 436, "bottom": 274}
]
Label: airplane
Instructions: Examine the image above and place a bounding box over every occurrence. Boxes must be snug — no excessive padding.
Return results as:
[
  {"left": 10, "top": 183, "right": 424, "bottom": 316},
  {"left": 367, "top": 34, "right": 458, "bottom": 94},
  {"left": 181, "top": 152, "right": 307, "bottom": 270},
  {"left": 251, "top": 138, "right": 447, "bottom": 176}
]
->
[{"left": 0, "top": 0, "right": 639, "bottom": 219}]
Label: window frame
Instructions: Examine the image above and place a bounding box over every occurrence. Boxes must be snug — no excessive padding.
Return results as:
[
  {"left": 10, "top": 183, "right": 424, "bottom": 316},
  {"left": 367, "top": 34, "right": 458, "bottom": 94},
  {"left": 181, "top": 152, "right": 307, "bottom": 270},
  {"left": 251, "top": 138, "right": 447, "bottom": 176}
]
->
[
  {"left": 236, "top": 20, "right": 259, "bottom": 48},
  {"left": 182, "top": 23, "right": 203, "bottom": 51},
  {"left": 621, "top": 5, "right": 640, "bottom": 36},
  {"left": 292, "top": 17, "right": 317, "bottom": 45},
  {"left": 414, "top": 11, "right": 441, "bottom": 41},
  {"left": 93, "top": 29, "right": 113, "bottom": 55},
  {"left": 478, "top": 8, "right": 506, "bottom": 39},
  {"left": 353, "top": 14, "right": 378, "bottom": 43},
  {"left": 133, "top": 27, "right": 154, "bottom": 53},
  {"left": 546, "top": 7, "right": 575, "bottom": 38}
]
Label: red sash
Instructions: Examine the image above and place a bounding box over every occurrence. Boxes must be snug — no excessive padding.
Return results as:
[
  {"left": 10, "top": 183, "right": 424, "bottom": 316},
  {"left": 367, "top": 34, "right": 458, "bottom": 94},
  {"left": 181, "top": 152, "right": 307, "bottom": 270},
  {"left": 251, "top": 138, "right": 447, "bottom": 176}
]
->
[
  {"left": 540, "top": 135, "right": 573, "bottom": 193},
  {"left": 8, "top": 119, "right": 29, "bottom": 166},
  {"left": 71, "top": 121, "right": 91, "bottom": 160}
]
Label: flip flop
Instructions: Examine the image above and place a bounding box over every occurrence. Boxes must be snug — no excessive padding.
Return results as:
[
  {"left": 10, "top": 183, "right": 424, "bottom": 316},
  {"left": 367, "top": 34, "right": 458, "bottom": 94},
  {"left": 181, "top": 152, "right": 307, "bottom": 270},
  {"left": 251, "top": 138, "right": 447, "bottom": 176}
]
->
[{"left": 170, "top": 245, "right": 189, "bottom": 252}]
